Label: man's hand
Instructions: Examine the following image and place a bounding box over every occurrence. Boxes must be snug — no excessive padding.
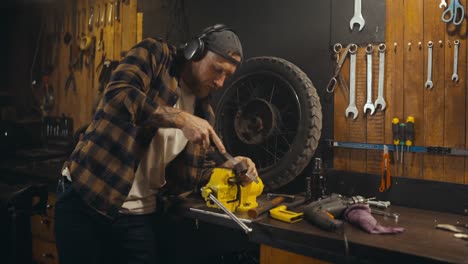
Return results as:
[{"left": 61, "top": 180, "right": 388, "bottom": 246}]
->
[
  {"left": 150, "top": 106, "right": 226, "bottom": 153},
  {"left": 223, "top": 156, "right": 258, "bottom": 186},
  {"left": 178, "top": 112, "right": 226, "bottom": 153}
]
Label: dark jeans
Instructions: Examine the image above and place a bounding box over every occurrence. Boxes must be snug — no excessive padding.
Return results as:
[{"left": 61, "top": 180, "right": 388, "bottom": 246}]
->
[{"left": 54, "top": 178, "right": 158, "bottom": 264}]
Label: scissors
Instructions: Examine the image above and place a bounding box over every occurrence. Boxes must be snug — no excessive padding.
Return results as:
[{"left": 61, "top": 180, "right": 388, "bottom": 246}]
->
[
  {"left": 379, "top": 145, "right": 391, "bottom": 192},
  {"left": 442, "top": 0, "right": 465, "bottom": 25}
]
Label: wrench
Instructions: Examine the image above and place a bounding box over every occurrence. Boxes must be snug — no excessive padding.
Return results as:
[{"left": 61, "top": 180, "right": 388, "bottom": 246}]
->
[
  {"left": 440, "top": 0, "right": 447, "bottom": 9},
  {"left": 375, "top": 44, "right": 386, "bottom": 111},
  {"left": 364, "top": 44, "right": 375, "bottom": 115},
  {"left": 345, "top": 44, "right": 359, "bottom": 119},
  {"left": 425, "top": 41, "right": 434, "bottom": 89},
  {"left": 350, "top": 0, "right": 365, "bottom": 31},
  {"left": 452, "top": 40, "right": 460, "bottom": 82}
]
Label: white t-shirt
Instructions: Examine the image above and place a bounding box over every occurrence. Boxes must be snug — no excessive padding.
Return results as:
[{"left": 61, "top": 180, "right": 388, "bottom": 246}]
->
[{"left": 119, "top": 82, "right": 195, "bottom": 214}]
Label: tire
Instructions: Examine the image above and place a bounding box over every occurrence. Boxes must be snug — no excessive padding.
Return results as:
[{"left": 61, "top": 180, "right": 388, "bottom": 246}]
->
[{"left": 214, "top": 57, "right": 322, "bottom": 191}]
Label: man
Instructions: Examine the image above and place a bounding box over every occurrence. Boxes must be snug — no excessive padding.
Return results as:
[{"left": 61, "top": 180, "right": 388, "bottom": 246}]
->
[{"left": 54, "top": 24, "right": 258, "bottom": 264}]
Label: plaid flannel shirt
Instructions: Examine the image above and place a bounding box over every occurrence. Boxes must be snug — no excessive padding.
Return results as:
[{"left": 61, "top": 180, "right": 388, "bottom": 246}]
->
[{"left": 64, "top": 38, "right": 216, "bottom": 219}]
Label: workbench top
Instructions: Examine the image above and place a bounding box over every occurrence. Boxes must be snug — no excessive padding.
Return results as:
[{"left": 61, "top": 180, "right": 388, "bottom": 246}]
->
[{"left": 180, "top": 195, "right": 468, "bottom": 264}]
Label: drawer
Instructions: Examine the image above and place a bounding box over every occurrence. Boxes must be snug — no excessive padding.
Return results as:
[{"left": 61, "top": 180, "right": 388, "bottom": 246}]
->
[
  {"left": 31, "top": 215, "right": 55, "bottom": 242},
  {"left": 32, "top": 238, "right": 58, "bottom": 264},
  {"left": 32, "top": 193, "right": 56, "bottom": 218}
]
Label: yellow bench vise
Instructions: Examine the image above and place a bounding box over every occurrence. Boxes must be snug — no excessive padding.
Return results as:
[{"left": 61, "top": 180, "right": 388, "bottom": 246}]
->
[{"left": 201, "top": 168, "right": 264, "bottom": 213}]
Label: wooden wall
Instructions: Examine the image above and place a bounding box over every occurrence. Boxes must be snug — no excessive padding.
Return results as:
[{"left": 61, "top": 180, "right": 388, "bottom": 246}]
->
[
  {"left": 334, "top": 0, "right": 468, "bottom": 185},
  {"left": 44, "top": 0, "right": 140, "bottom": 130},
  {"left": 43, "top": 0, "right": 467, "bottom": 185}
]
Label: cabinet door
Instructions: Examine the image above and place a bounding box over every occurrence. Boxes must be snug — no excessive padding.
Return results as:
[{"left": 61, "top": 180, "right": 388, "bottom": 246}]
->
[{"left": 32, "top": 238, "right": 58, "bottom": 264}]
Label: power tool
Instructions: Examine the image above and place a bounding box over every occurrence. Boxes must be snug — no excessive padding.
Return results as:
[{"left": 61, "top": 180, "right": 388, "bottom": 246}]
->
[{"left": 303, "top": 193, "right": 370, "bottom": 232}]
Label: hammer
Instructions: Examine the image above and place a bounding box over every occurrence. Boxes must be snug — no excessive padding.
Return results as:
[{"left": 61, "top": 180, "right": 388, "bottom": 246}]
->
[{"left": 247, "top": 194, "right": 296, "bottom": 219}]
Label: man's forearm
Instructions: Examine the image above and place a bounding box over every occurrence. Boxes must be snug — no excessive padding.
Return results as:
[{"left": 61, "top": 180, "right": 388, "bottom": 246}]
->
[{"left": 146, "top": 106, "right": 187, "bottom": 128}]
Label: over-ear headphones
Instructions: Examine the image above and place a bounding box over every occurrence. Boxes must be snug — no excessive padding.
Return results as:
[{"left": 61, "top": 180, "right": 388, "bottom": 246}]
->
[{"left": 183, "top": 24, "right": 232, "bottom": 61}]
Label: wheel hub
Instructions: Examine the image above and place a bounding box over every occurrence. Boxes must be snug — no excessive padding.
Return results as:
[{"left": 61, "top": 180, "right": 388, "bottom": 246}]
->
[{"left": 234, "top": 98, "right": 279, "bottom": 144}]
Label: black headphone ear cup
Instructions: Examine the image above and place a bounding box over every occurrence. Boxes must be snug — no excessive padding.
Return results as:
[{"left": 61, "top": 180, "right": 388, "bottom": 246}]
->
[{"left": 184, "top": 38, "right": 204, "bottom": 61}]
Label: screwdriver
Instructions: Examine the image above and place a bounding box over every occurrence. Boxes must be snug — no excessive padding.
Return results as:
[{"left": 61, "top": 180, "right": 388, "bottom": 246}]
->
[
  {"left": 392, "top": 118, "right": 400, "bottom": 161},
  {"left": 405, "top": 116, "right": 415, "bottom": 154},
  {"left": 399, "top": 122, "right": 406, "bottom": 164}
]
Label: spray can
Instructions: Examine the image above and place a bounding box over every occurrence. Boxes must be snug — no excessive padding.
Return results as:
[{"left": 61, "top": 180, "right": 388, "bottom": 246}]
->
[{"left": 311, "top": 158, "right": 323, "bottom": 201}]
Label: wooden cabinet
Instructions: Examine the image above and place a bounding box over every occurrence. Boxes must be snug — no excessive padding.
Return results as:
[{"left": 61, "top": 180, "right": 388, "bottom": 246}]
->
[
  {"left": 260, "top": 244, "right": 330, "bottom": 264},
  {"left": 31, "top": 193, "right": 58, "bottom": 264}
]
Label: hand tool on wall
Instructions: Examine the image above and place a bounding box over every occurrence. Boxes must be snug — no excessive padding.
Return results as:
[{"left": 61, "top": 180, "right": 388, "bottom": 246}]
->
[
  {"left": 115, "top": 0, "right": 121, "bottom": 22},
  {"left": 379, "top": 145, "right": 391, "bottom": 192},
  {"left": 374, "top": 43, "right": 386, "bottom": 111},
  {"left": 108, "top": 2, "right": 114, "bottom": 26},
  {"left": 364, "top": 44, "right": 375, "bottom": 115},
  {"left": 405, "top": 116, "right": 415, "bottom": 154},
  {"left": 425, "top": 41, "right": 434, "bottom": 89},
  {"left": 88, "top": 6, "right": 94, "bottom": 32},
  {"left": 345, "top": 44, "right": 359, "bottom": 119},
  {"left": 452, "top": 40, "right": 459, "bottom": 82},
  {"left": 350, "top": 0, "right": 365, "bottom": 31},
  {"left": 392, "top": 117, "right": 400, "bottom": 161},
  {"left": 101, "top": 3, "right": 106, "bottom": 27},
  {"left": 442, "top": 0, "right": 464, "bottom": 25},
  {"left": 65, "top": 45, "right": 77, "bottom": 95},
  {"left": 326, "top": 43, "right": 350, "bottom": 94},
  {"left": 95, "top": 5, "right": 100, "bottom": 28},
  {"left": 399, "top": 122, "right": 406, "bottom": 164},
  {"left": 440, "top": 0, "right": 448, "bottom": 9},
  {"left": 98, "top": 29, "right": 105, "bottom": 52},
  {"left": 82, "top": 8, "right": 86, "bottom": 36}
]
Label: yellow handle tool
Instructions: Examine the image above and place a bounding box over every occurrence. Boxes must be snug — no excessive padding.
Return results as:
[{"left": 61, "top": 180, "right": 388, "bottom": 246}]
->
[{"left": 269, "top": 205, "right": 304, "bottom": 223}]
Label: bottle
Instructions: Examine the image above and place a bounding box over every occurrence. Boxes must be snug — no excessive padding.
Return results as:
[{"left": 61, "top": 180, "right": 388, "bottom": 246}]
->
[{"left": 311, "top": 158, "right": 323, "bottom": 201}]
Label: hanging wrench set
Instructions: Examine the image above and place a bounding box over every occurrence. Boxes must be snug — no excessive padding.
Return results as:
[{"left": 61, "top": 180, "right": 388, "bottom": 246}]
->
[{"left": 328, "top": 43, "right": 387, "bottom": 120}]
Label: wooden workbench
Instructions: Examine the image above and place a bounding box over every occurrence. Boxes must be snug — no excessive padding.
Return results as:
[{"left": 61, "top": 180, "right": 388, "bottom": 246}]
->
[{"left": 181, "top": 195, "right": 468, "bottom": 264}]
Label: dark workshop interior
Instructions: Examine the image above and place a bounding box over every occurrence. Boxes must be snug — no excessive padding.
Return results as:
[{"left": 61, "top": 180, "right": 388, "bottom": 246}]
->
[{"left": 1, "top": 0, "right": 467, "bottom": 263}]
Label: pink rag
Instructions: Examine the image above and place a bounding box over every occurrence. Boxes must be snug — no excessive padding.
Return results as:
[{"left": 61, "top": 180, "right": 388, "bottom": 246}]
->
[{"left": 344, "top": 204, "right": 405, "bottom": 234}]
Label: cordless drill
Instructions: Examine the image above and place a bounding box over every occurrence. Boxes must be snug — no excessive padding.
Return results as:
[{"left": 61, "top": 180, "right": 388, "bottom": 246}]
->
[{"left": 303, "top": 194, "right": 369, "bottom": 232}]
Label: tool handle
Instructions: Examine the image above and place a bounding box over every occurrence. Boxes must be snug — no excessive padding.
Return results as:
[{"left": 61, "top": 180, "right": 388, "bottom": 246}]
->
[
  {"left": 399, "top": 123, "right": 406, "bottom": 145},
  {"left": 248, "top": 196, "right": 285, "bottom": 218},
  {"left": 392, "top": 118, "right": 400, "bottom": 144},
  {"left": 304, "top": 208, "right": 344, "bottom": 232},
  {"left": 405, "top": 116, "right": 415, "bottom": 146}
]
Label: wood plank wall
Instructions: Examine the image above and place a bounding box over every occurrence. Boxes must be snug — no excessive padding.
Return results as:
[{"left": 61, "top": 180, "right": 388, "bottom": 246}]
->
[
  {"left": 334, "top": 0, "right": 468, "bottom": 185},
  {"left": 42, "top": 0, "right": 467, "bottom": 185},
  {"left": 42, "top": 0, "right": 139, "bottom": 131}
]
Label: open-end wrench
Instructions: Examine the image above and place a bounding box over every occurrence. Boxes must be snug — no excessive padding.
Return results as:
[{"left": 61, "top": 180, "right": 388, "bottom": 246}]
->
[
  {"left": 345, "top": 44, "right": 359, "bottom": 119},
  {"left": 350, "top": 0, "right": 365, "bottom": 31},
  {"left": 440, "top": 0, "right": 447, "bottom": 9},
  {"left": 425, "top": 41, "right": 434, "bottom": 89},
  {"left": 375, "top": 44, "right": 386, "bottom": 111},
  {"left": 452, "top": 40, "right": 459, "bottom": 82},
  {"left": 364, "top": 44, "right": 375, "bottom": 115}
]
